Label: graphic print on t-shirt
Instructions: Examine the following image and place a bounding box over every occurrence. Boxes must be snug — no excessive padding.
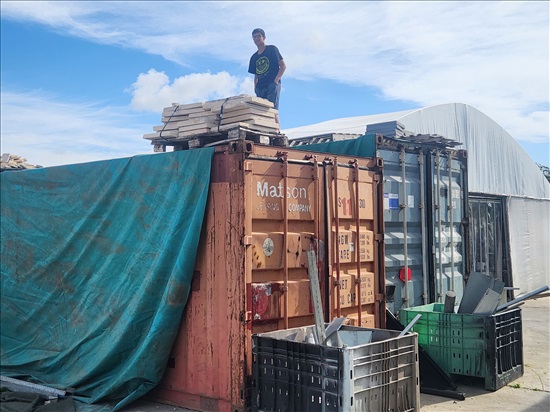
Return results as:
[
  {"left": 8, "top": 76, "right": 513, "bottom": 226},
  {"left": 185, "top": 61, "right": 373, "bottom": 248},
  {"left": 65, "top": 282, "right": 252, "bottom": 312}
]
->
[{"left": 256, "top": 56, "right": 269, "bottom": 75}]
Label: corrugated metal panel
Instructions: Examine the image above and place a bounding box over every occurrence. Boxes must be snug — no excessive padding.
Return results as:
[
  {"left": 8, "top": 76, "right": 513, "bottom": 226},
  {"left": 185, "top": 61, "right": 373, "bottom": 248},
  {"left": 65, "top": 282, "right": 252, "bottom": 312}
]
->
[{"left": 151, "top": 141, "right": 385, "bottom": 411}]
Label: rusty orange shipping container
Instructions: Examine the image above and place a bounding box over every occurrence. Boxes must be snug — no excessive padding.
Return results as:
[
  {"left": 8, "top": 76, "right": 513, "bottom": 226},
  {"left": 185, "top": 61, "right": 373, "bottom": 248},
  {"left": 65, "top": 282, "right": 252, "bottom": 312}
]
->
[{"left": 149, "top": 141, "right": 386, "bottom": 411}]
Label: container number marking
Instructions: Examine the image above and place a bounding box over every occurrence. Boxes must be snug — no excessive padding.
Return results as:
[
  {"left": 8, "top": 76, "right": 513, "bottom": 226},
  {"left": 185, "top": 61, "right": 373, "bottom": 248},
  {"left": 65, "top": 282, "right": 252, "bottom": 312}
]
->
[{"left": 338, "top": 197, "right": 367, "bottom": 216}]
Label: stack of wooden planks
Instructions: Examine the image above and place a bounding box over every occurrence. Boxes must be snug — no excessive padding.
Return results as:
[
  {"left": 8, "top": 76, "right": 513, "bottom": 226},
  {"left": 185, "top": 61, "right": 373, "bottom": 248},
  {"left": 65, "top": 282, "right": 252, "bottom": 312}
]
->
[
  {"left": 143, "top": 95, "right": 280, "bottom": 142},
  {"left": 0, "top": 153, "right": 42, "bottom": 171}
]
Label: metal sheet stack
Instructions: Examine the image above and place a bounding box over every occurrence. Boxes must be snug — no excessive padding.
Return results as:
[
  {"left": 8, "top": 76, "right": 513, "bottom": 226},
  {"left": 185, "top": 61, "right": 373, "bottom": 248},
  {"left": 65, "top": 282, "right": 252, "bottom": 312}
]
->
[
  {"left": 366, "top": 120, "right": 409, "bottom": 138},
  {"left": 143, "top": 95, "right": 280, "bottom": 143}
]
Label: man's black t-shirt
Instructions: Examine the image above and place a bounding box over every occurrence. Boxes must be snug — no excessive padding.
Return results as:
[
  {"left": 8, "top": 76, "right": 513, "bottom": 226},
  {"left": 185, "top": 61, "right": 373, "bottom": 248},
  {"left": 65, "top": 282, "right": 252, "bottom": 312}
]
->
[{"left": 248, "top": 45, "right": 283, "bottom": 89}]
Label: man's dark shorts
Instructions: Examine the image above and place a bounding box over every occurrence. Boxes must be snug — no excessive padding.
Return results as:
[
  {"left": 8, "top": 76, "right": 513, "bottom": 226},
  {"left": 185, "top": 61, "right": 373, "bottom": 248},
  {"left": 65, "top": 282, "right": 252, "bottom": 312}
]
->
[{"left": 255, "top": 81, "right": 281, "bottom": 110}]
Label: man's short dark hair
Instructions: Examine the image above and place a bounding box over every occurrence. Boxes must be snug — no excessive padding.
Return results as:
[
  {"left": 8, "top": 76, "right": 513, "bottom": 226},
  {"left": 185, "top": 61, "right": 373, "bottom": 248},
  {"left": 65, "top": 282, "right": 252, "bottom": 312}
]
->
[{"left": 252, "top": 28, "right": 265, "bottom": 37}]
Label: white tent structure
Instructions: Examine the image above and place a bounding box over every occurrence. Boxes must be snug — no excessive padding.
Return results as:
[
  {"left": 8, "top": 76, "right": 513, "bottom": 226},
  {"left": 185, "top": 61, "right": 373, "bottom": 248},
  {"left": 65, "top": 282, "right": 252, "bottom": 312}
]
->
[{"left": 283, "top": 103, "right": 550, "bottom": 295}]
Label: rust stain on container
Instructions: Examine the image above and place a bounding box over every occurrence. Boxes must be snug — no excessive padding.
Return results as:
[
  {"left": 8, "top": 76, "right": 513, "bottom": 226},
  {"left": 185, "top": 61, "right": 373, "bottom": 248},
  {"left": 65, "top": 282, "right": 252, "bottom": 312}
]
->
[{"left": 149, "top": 141, "right": 385, "bottom": 411}]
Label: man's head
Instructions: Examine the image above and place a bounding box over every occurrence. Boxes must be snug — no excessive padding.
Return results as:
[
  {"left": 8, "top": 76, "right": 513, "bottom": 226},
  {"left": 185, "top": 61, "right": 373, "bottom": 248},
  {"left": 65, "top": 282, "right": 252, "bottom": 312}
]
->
[
  {"left": 252, "top": 28, "right": 265, "bottom": 38},
  {"left": 252, "top": 28, "right": 266, "bottom": 48}
]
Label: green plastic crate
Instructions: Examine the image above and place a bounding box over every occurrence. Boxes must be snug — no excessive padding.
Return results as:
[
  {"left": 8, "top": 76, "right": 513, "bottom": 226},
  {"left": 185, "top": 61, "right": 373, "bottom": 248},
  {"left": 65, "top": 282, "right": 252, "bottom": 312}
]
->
[{"left": 400, "top": 303, "right": 523, "bottom": 390}]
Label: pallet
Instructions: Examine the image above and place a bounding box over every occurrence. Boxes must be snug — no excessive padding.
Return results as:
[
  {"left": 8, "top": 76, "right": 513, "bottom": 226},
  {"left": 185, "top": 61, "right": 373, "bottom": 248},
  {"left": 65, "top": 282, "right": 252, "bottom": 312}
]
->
[{"left": 152, "top": 125, "right": 288, "bottom": 152}]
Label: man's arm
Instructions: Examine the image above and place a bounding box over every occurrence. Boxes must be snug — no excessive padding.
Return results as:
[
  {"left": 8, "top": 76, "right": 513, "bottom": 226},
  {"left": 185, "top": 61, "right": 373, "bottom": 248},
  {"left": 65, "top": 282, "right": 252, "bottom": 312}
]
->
[
  {"left": 274, "top": 59, "right": 286, "bottom": 84},
  {"left": 254, "top": 74, "right": 258, "bottom": 88}
]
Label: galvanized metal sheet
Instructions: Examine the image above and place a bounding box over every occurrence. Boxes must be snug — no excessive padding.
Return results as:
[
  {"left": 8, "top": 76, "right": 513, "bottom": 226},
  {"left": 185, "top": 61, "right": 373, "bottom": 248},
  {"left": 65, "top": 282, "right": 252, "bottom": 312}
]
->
[
  {"left": 458, "top": 271, "right": 505, "bottom": 314},
  {"left": 472, "top": 289, "right": 503, "bottom": 315}
]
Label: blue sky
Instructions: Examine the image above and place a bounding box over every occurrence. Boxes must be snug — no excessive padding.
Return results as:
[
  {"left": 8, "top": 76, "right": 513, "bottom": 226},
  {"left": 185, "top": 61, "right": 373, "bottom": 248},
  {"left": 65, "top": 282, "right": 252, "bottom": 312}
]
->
[{"left": 1, "top": 1, "right": 548, "bottom": 167}]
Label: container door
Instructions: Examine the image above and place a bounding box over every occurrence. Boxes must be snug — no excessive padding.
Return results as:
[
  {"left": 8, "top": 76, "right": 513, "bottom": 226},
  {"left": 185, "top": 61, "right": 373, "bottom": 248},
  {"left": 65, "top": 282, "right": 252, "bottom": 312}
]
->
[
  {"left": 324, "top": 156, "right": 385, "bottom": 328},
  {"left": 427, "top": 149, "right": 469, "bottom": 307},
  {"left": 379, "top": 147, "right": 429, "bottom": 315},
  {"left": 246, "top": 153, "right": 324, "bottom": 336},
  {"left": 468, "top": 195, "right": 512, "bottom": 293}
]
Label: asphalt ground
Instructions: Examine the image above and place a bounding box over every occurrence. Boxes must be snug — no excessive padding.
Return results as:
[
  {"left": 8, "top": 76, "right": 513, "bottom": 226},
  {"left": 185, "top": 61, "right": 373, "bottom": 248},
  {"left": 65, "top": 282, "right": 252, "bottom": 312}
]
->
[{"left": 122, "top": 295, "right": 550, "bottom": 412}]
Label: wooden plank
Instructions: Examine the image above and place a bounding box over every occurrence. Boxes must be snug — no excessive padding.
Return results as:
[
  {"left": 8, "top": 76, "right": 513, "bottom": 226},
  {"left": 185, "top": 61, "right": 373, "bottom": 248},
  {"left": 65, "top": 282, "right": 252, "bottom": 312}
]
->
[
  {"left": 249, "top": 118, "right": 280, "bottom": 129},
  {"left": 162, "top": 104, "right": 206, "bottom": 117},
  {"left": 154, "top": 130, "right": 179, "bottom": 138},
  {"left": 201, "top": 97, "right": 239, "bottom": 110},
  {"left": 174, "top": 116, "right": 217, "bottom": 128},
  {"left": 177, "top": 127, "right": 213, "bottom": 137},
  {"left": 162, "top": 107, "right": 204, "bottom": 117},
  {"left": 143, "top": 130, "right": 179, "bottom": 140},
  {"left": 161, "top": 110, "right": 203, "bottom": 123},
  {"left": 217, "top": 123, "right": 279, "bottom": 134},
  {"left": 222, "top": 106, "right": 277, "bottom": 116},
  {"left": 187, "top": 110, "right": 217, "bottom": 118},
  {"left": 203, "top": 95, "right": 274, "bottom": 112},
  {"left": 217, "top": 122, "right": 253, "bottom": 132},
  {"left": 221, "top": 99, "right": 274, "bottom": 111},
  {"left": 220, "top": 110, "right": 276, "bottom": 121},
  {"left": 178, "top": 123, "right": 217, "bottom": 133},
  {"left": 220, "top": 114, "right": 273, "bottom": 125},
  {"left": 153, "top": 123, "right": 179, "bottom": 132},
  {"left": 202, "top": 94, "right": 263, "bottom": 108},
  {"left": 174, "top": 102, "right": 204, "bottom": 109}
]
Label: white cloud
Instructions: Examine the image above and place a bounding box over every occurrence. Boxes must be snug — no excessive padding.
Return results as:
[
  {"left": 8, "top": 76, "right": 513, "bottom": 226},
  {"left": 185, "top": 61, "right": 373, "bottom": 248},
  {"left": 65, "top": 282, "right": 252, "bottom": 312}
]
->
[
  {"left": 1, "top": 1, "right": 548, "bottom": 147},
  {"left": 129, "top": 69, "right": 253, "bottom": 112},
  {"left": 1, "top": 91, "right": 156, "bottom": 167}
]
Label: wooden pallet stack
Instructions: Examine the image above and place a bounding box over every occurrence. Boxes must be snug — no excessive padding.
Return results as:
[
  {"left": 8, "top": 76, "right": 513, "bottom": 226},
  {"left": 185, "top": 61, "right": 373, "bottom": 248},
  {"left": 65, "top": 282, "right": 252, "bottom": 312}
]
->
[{"left": 144, "top": 95, "right": 287, "bottom": 150}]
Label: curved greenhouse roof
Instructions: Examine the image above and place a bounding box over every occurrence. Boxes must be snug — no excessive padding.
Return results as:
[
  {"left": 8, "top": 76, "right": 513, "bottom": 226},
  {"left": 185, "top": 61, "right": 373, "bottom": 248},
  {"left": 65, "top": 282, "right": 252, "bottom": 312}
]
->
[{"left": 283, "top": 103, "right": 550, "bottom": 199}]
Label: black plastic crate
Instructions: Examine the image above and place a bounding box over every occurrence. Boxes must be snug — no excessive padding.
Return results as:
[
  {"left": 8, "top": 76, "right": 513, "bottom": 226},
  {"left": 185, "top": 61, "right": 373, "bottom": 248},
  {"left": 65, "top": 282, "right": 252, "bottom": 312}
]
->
[
  {"left": 485, "top": 308, "right": 524, "bottom": 390},
  {"left": 252, "top": 325, "right": 419, "bottom": 411}
]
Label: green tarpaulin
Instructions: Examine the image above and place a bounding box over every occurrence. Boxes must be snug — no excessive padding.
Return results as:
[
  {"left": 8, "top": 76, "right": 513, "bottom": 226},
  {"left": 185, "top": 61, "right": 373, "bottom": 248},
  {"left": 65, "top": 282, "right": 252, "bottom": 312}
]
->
[
  {"left": 1, "top": 148, "right": 214, "bottom": 410},
  {"left": 292, "top": 134, "right": 377, "bottom": 158}
]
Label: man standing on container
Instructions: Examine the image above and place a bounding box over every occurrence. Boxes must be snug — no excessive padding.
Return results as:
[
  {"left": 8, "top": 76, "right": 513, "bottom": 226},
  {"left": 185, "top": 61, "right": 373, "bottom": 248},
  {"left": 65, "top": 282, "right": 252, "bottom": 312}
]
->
[{"left": 248, "top": 28, "right": 286, "bottom": 127}]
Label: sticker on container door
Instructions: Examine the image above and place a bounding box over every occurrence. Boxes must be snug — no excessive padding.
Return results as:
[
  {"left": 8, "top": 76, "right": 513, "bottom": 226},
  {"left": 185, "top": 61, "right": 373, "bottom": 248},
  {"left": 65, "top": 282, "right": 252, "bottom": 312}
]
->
[
  {"left": 263, "top": 238, "right": 274, "bottom": 257},
  {"left": 408, "top": 195, "right": 415, "bottom": 209},
  {"left": 384, "top": 193, "right": 399, "bottom": 210}
]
